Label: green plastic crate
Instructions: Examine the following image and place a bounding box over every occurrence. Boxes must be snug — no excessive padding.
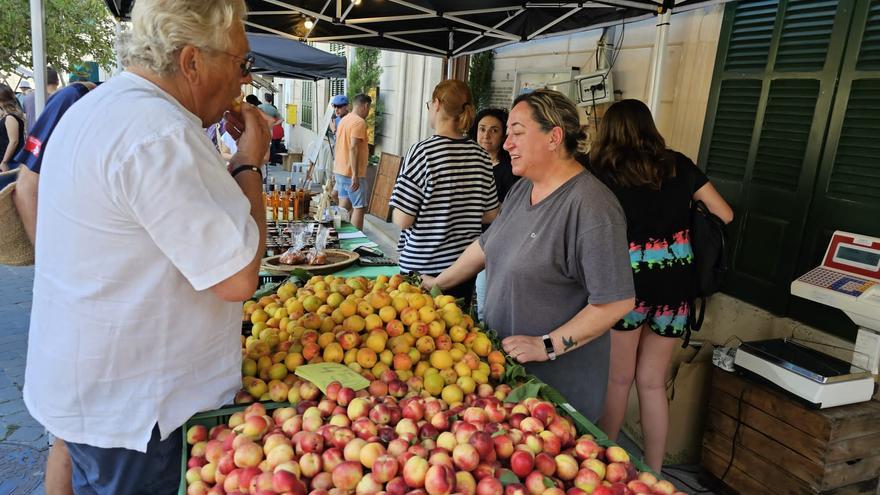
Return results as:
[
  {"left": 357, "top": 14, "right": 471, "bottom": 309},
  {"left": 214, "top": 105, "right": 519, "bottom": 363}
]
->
[{"left": 178, "top": 402, "right": 290, "bottom": 495}]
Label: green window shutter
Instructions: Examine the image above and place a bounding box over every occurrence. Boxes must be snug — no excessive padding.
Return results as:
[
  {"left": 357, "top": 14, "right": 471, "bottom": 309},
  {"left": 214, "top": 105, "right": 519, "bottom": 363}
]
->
[
  {"left": 828, "top": 78, "right": 880, "bottom": 202},
  {"left": 705, "top": 79, "right": 763, "bottom": 181},
  {"left": 752, "top": 79, "right": 819, "bottom": 190},
  {"left": 724, "top": 0, "right": 779, "bottom": 71},
  {"left": 857, "top": 0, "right": 880, "bottom": 69},
  {"left": 774, "top": 0, "right": 839, "bottom": 71}
]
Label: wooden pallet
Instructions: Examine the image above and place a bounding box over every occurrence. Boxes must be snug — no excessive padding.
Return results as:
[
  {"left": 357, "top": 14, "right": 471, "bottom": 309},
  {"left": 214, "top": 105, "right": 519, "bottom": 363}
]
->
[
  {"left": 702, "top": 368, "right": 880, "bottom": 494},
  {"left": 368, "top": 152, "right": 402, "bottom": 222}
]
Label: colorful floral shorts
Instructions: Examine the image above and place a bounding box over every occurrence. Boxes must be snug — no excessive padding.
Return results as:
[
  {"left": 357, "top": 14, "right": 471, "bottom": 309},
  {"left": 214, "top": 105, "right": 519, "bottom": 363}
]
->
[{"left": 613, "top": 300, "right": 689, "bottom": 337}]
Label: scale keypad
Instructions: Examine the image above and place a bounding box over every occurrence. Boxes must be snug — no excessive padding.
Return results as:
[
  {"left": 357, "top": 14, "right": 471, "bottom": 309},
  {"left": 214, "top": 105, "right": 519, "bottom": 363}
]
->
[{"left": 799, "top": 267, "right": 877, "bottom": 297}]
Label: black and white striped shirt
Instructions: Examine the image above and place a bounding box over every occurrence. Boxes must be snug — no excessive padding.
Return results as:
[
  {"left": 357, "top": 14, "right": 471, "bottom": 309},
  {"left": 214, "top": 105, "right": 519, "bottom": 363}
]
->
[{"left": 389, "top": 136, "right": 499, "bottom": 274}]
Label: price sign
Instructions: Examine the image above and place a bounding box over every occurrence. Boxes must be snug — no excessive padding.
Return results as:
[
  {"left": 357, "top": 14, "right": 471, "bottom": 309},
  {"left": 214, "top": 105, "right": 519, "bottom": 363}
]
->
[{"left": 294, "top": 362, "right": 370, "bottom": 393}]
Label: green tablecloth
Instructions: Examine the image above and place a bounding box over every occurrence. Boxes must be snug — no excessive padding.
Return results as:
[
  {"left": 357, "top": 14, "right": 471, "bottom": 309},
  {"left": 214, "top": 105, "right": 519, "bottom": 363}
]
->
[
  {"left": 333, "top": 223, "right": 399, "bottom": 277},
  {"left": 260, "top": 222, "right": 399, "bottom": 278}
]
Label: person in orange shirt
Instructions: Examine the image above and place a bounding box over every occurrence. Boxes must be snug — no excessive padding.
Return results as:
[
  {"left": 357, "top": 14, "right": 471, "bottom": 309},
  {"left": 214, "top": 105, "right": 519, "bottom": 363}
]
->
[{"left": 333, "top": 93, "right": 371, "bottom": 230}]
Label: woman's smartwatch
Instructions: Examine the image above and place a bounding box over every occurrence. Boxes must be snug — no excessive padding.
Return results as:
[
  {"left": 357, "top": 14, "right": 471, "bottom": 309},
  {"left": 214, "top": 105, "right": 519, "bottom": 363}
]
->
[{"left": 542, "top": 334, "right": 557, "bottom": 361}]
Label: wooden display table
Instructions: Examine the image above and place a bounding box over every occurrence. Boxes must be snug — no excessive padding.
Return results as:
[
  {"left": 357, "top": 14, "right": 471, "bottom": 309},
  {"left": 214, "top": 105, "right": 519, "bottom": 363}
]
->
[{"left": 702, "top": 367, "right": 880, "bottom": 494}]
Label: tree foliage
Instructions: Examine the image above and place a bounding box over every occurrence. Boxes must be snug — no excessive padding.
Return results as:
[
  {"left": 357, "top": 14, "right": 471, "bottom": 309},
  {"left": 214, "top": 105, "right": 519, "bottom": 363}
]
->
[
  {"left": 468, "top": 51, "right": 495, "bottom": 111},
  {"left": 347, "top": 47, "right": 383, "bottom": 135},
  {"left": 0, "top": 0, "right": 116, "bottom": 75}
]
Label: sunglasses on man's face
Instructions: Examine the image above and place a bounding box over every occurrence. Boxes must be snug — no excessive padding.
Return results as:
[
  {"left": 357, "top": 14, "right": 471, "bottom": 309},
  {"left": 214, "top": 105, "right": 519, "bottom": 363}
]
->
[{"left": 215, "top": 50, "right": 256, "bottom": 77}]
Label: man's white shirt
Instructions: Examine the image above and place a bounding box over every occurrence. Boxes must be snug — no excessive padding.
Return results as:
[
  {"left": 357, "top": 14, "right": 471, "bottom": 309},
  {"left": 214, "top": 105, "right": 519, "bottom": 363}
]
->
[{"left": 23, "top": 72, "right": 259, "bottom": 452}]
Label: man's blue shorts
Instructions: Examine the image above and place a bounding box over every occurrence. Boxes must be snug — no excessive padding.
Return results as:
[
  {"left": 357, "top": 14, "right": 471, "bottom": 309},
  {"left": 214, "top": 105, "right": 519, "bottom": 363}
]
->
[
  {"left": 65, "top": 424, "right": 182, "bottom": 495},
  {"left": 334, "top": 173, "right": 367, "bottom": 208}
]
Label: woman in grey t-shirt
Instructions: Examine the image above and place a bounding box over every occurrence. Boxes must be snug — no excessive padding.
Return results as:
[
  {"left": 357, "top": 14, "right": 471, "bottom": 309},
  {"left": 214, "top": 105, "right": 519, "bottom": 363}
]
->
[{"left": 422, "top": 89, "right": 635, "bottom": 421}]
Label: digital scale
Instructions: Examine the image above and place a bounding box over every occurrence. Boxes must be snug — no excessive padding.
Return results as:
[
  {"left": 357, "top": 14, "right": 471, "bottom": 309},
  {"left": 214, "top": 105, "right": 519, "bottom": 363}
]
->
[{"left": 734, "top": 231, "right": 880, "bottom": 408}]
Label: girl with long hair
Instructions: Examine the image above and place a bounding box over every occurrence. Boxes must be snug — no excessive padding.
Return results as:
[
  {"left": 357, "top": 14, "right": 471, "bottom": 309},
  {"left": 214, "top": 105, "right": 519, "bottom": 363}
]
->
[
  {"left": 0, "top": 84, "right": 25, "bottom": 172},
  {"left": 592, "top": 99, "right": 733, "bottom": 472}
]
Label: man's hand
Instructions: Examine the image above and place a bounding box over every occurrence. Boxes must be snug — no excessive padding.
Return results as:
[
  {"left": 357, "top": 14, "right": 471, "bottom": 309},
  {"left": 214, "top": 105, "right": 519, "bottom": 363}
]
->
[
  {"left": 350, "top": 175, "right": 360, "bottom": 192},
  {"left": 231, "top": 103, "right": 271, "bottom": 166}
]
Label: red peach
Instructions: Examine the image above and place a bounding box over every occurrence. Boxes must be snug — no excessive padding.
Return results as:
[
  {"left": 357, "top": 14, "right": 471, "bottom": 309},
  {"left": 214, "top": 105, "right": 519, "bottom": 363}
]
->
[
  {"left": 605, "top": 445, "right": 630, "bottom": 463},
  {"left": 475, "top": 476, "right": 503, "bottom": 495},
  {"left": 233, "top": 440, "right": 263, "bottom": 468},
  {"left": 453, "top": 443, "right": 480, "bottom": 472},
  {"left": 331, "top": 461, "right": 364, "bottom": 491},
  {"left": 322, "top": 447, "right": 345, "bottom": 472},
  {"left": 509, "top": 450, "right": 535, "bottom": 478},
  {"left": 424, "top": 464, "right": 456, "bottom": 495},
  {"left": 298, "top": 452, "right": 322, "bottom": 477},
  {"left": 652, "top": 480, "right": 676, "bottom": 494},
  {"left": 605, "top": 462, "right": 629, "bottom": 483},
  {"left": 627, "top": 480, "right": 652, "bottom": 494},
  {"left": 535, "top": 452, "right": 556, "bottom": 477},
  {"left": 355, "top": 473, "right": 384, "bottom": 495},
  {"left": 403, "top": 456, "right": 429, "bottom": 488},
  {"left": 369, "top": 380, "right": 389, "bottom": 397},
  {"left": 360, "top": 441, "right": 386, "bottom": 469},
  {"left": 554, "top": 453, "right": 579, "bottom": 481},
  {"left": 373, "top": 454, "right": 399, "bottom": 483},
  {"left": 524, "top": 471, "right": 550, "bottom": 495},
  {"left": 574, "top": 467, "right": 602, "bottom": 491},
  {"left": 187, "top": 424, "right": 208, "bottom": 445},
  {"left": 455, "top": 471, "right": 477, "bottom": 495},
  {"left": 386, "top": 476, "right": 409, "bottom": 495}
]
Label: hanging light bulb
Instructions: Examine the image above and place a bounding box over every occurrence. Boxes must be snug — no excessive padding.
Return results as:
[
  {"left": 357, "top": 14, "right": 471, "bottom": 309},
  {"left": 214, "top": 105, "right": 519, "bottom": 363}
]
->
[
  {"left": 352, "top": 0, "right": 362, "bottom": 5},
  {"left": 304, "top": 18, "right": 315, "bottom": 30}
]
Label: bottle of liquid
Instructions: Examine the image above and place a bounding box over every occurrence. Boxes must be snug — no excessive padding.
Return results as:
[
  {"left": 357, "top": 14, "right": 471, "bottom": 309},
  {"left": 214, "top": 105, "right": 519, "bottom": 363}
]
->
[
  {"left": 279, "top": 185, "right": 290, "bottom": 222},
  {"left": 265, "top": 178, "right": 276, "bottom": 222},
  {"left": 287, "top": 184, "right": 296, "bottom": 221},
  {"left": 271, "top": 184, "right": 281, "bottom": 223}
]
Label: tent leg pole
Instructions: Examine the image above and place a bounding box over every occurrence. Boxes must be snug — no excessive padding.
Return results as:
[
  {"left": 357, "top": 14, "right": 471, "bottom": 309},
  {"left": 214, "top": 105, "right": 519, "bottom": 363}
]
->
[
  {"left": 30, "top": 0, "right": 47, "bottom": 117},
  {"left": 115, "top": 20, "right": 123, "bottom": 72},
  {"left": 648, "top": 9, "right": 671, "bottom": 117}
]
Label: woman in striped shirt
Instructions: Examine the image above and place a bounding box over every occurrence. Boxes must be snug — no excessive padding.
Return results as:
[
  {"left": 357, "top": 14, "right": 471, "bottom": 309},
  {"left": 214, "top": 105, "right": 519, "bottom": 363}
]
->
[{"left": 389, "top": 80, "right": 500, "bottom": 305}]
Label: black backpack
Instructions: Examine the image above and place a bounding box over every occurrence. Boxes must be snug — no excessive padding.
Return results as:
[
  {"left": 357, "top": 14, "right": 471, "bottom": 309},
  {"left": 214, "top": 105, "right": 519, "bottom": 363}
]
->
[{"left": 684, "top": 195, "right": 728, "bottom": 346}]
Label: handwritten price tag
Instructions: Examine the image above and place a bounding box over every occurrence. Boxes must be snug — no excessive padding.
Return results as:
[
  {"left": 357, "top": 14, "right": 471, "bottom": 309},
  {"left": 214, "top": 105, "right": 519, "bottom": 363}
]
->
[{"left": 294, "top": 362, "right": 370, "bottom": 393}]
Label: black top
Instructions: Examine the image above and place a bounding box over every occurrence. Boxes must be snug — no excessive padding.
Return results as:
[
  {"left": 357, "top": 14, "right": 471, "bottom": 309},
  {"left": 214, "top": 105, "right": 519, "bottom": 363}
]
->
[
  {"left": 606, "top": 151, "right": 709, "bottom": 320},
  {"left": 492, "top": 156, "right": 520, "bottom": 203},
  {"left": 610, "top": 151, "right": 708, "bottom": 246},
  {"left": 0, "top": 114, "right": 25, "bottom": 162}
]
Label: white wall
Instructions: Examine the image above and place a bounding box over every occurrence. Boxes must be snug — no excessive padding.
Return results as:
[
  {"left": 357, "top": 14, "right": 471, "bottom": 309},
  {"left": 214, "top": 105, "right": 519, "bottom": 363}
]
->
[
  {"left": 491, "top": 5, "right": 724, "bottom": 160},
  {"left": 375, "top": 52, "right": 443, "bottom": 157}
]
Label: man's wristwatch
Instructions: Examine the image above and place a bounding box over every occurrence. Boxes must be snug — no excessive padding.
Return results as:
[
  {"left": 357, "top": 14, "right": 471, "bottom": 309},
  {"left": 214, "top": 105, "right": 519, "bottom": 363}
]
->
[{"left": 542, "top": 334, "right": 557, "bottom": 361}]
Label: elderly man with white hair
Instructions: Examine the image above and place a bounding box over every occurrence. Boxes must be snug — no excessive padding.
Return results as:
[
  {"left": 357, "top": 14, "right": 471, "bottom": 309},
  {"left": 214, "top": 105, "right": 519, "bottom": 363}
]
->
[{"left": 22, "top": 0, "right": 268, "bottom": 493}]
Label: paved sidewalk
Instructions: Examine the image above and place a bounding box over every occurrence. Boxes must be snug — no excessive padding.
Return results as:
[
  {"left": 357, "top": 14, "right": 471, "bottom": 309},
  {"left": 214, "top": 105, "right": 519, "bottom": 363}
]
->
[{"left": 0, "top": 265, "right": 45, "bottom": 495}]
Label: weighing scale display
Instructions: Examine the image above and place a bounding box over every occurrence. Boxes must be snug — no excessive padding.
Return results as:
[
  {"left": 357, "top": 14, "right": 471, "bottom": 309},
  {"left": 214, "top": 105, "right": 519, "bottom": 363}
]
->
[
  {"left": 834, "top": 245, "right": 880, "bottom": 270},
  {"left": 821, "top": 232, "right": 880, "bottom": 281}
]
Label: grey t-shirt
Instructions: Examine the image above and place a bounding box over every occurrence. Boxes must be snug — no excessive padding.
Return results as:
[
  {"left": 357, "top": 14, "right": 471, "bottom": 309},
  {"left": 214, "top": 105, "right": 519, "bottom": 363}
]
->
[{"left": 480, "top": 170, "right": 634, "bottom": 421}]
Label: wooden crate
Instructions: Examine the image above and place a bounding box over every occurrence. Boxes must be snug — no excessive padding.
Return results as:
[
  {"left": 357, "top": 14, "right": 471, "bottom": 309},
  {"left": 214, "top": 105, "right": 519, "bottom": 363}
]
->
[{"left": 702, "top": 368, "right": 880, "bottom": 495}]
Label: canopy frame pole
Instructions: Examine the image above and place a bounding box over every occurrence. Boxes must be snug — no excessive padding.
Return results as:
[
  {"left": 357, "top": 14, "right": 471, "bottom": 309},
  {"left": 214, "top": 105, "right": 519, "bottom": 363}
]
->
[
  {"left": 453, "top": 9, "right": 526, "bottom": 55},
  {"left": 30, "top": 0, "right": 47, "bottom": 117},
  {"left": 527, "top": 6, "right": 582, "bottom": 40},
  {"left": 647, "top": 8, "right": 671, "bottom": 117},
  {"left": 305, "top": 0, "right": 333, "bottom": 37}
]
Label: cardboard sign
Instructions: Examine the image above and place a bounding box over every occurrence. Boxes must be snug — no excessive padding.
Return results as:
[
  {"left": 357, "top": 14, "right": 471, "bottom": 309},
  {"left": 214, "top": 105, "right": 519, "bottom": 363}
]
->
[{"left": 294, "top": 362, "right": 370, "bottom": 393}]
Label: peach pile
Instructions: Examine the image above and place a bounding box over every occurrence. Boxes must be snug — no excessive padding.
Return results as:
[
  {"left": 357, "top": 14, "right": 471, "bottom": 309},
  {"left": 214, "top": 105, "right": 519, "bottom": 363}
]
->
[
  {"left": 184, "top": 382, "right": 686, "bottom": 495},
  {"left": 239, "top": 275, "right": 505, "bottom": 405}
]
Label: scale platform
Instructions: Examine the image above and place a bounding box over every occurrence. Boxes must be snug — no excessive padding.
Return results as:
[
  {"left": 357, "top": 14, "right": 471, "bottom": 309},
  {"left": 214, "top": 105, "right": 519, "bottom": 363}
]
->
[{"left": 735, "top": 338, "right": 875, "bottom": 408}]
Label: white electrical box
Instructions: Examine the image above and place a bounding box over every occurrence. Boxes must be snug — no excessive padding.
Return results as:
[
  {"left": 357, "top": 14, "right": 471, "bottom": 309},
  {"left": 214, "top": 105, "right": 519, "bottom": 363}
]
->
[{"left": 575, "top": 70, "right": 614, "bottom": 106}]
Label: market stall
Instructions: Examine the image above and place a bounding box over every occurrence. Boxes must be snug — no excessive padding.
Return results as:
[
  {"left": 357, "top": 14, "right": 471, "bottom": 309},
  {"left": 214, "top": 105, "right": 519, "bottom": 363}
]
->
[{"left": 179, "top": 273, "right": 679, "bottom": 495}]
